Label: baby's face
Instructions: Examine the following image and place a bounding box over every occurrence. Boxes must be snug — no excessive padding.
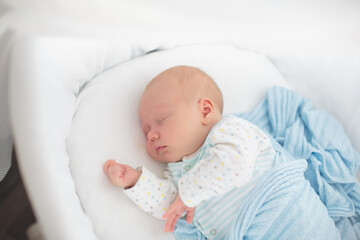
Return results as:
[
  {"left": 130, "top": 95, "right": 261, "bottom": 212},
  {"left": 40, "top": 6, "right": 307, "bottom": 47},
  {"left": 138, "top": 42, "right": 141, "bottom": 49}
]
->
[{"left": 139, "top": 81, "right": 207, "bottom": 163}]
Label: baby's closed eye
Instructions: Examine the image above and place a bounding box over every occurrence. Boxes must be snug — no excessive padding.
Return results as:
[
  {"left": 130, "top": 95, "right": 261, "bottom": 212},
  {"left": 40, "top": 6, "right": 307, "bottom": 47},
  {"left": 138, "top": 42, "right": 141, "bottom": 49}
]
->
[{"left": 158, "top": 116, "right": 168, "bottom": 124}]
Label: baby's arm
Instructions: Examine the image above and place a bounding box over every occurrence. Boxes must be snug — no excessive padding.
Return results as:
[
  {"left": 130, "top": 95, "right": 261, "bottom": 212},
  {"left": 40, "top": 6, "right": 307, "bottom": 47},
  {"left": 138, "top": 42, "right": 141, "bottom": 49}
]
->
[
  {"left": 123, "top": 166, "right": 178, "bottom": 220},
  {"left": 104, "top": 160, "right": 178, "bottom": 219}
]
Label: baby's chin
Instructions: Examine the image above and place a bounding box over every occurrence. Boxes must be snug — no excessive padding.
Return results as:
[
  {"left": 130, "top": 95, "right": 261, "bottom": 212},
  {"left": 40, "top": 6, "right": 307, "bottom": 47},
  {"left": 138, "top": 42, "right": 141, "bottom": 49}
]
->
[{"left": 153, "top": 154, "right": 182, "bottom": 163}]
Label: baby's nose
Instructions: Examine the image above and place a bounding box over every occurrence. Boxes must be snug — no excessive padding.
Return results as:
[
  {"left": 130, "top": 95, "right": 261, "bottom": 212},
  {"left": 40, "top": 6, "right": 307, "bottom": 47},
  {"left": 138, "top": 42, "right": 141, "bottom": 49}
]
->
[{"left": 147, "top": 130, "right": 159, "bottom": 141}]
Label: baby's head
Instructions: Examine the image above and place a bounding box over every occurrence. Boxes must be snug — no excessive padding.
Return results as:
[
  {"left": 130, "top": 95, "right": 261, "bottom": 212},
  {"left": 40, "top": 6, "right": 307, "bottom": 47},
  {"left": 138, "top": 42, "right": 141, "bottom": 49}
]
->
[{"left": 139, "top": 65, "right": 223, "bottom": 163}]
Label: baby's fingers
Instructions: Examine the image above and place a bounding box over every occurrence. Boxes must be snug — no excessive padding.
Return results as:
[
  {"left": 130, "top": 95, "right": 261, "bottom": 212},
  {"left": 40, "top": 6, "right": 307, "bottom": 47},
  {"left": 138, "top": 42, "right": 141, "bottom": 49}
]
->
[
  {"left": 170, "top": 214, "right": 181, "bottom": 232},
  {"left": 164, "top": 212, "right": 175, "bottom": 232},
  {"left": 186, "top": 208, "right": 195, "bottom": 224},
  {"left": 163, "top": 207, "right": 173, "bottom": 221},
  {"left": 103, "top": 160, "right": 115, "bottom": 173}
]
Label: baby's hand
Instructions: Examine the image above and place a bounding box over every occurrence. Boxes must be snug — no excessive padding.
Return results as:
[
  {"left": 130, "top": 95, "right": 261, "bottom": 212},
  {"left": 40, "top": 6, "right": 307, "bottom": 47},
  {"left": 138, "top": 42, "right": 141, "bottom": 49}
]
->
[
  {"left": 163, "top": 195, "right": 196, "bottom": 232},
  {"left": 103, "top": 160, "right": 141, "bottom": 188}
]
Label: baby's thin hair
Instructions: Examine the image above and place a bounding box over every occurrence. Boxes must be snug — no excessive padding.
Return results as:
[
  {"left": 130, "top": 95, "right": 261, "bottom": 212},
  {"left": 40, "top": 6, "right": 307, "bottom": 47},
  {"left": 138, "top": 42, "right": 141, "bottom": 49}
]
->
[{"left": 150, "top": 65, "right": 224, "bottom": 113}]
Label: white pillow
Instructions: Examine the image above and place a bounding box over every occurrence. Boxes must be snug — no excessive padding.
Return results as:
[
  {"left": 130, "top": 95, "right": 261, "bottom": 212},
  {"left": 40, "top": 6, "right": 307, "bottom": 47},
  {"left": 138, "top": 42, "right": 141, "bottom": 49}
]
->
[{"left": 66, "top": 44, "right": 291, "bottom": 239}]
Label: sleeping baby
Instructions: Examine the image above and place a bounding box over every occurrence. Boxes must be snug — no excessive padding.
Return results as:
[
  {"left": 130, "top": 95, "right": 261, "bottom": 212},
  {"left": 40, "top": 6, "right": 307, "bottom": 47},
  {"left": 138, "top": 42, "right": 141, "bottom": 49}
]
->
[{"left": 103, "top": 65, "right": 275, "bottom": 239}]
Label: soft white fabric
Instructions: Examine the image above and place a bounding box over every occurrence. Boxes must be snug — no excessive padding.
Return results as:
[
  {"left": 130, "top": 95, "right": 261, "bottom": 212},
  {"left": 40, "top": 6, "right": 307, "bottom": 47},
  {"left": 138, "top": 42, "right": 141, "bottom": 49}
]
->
[{"left": 66, "top": 44, "right": 291, "bottom": 239}]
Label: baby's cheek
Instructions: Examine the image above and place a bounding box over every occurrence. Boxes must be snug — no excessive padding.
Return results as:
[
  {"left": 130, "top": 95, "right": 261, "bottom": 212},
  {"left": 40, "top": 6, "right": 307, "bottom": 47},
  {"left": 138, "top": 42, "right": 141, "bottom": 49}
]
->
[{"left": 146, "top": 143, "right": 154, "bottom": 157}]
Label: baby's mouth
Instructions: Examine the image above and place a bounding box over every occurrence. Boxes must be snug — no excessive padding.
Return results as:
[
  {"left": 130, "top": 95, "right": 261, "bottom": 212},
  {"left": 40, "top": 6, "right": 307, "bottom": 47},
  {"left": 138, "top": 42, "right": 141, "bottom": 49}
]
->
[{"left": 156, "top": 146, "right": 166, "bottom": 153}]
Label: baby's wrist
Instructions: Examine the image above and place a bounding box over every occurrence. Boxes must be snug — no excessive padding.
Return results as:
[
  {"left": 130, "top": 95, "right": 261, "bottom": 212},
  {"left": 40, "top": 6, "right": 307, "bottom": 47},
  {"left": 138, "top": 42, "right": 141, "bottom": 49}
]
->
[{"left": 125, "top": 169, "right": 142, "bottom": 189}]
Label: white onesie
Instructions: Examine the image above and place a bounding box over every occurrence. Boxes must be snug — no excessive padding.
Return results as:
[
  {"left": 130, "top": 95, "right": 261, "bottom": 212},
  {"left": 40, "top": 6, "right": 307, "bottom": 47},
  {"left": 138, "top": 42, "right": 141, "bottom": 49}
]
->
[{"left": 124, "top": 115, "right": 275, "bottom": 239}]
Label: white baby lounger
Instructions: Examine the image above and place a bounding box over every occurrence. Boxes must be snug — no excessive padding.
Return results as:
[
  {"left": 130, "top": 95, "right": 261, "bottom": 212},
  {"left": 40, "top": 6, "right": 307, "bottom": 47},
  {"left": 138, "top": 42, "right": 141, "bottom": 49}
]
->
[{"left": 10, "top": 37, "right": 294, "bottom": 239}]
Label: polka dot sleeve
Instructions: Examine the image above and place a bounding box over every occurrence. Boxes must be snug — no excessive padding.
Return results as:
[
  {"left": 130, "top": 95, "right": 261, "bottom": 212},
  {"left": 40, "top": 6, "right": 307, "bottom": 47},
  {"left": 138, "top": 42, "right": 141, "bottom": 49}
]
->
[
  {"left": 178, "top": 116, "right": 262, "bottom": 207},
  {"left": 123, "top": 166, "right": 178, "bottom": 220}
]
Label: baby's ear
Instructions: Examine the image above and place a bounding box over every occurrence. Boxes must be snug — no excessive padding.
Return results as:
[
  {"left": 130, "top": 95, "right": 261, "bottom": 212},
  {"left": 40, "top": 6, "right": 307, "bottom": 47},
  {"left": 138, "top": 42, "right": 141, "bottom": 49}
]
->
[{"left": 198, "top": 98, "right": 215, "bottom": 125}]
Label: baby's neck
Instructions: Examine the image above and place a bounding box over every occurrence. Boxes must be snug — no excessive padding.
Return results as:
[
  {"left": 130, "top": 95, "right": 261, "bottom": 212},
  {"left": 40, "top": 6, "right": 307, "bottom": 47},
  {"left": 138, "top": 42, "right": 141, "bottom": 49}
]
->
[{"left": 183, "top": 146, "right": 202, "bottom": 161}]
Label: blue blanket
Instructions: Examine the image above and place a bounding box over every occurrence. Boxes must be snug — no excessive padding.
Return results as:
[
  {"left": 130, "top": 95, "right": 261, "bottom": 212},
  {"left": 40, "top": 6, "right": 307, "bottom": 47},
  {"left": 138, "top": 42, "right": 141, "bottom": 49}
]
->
[{"left": 175, "top": 86, "right": 360, "bottom": 239}]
